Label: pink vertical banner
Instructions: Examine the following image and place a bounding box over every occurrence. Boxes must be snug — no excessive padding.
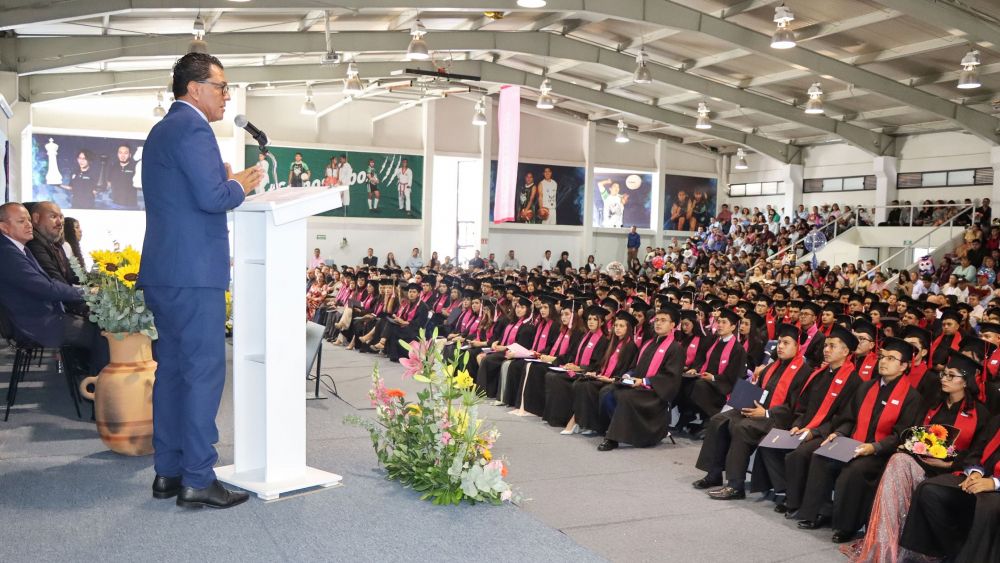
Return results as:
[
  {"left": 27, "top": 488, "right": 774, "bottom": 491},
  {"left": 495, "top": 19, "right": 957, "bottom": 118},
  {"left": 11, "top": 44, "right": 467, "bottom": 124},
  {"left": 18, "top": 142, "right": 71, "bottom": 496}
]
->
[{"left": 493, "top": 85, "right": 520, "bottom": 223}]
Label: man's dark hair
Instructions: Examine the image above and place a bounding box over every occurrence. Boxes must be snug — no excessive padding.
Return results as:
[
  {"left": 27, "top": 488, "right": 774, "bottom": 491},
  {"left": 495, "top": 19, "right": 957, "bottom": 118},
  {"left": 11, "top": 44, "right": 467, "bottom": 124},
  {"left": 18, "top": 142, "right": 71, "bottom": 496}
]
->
[{"left": 172, "top": 52, "right": 224, "bottom": 99}]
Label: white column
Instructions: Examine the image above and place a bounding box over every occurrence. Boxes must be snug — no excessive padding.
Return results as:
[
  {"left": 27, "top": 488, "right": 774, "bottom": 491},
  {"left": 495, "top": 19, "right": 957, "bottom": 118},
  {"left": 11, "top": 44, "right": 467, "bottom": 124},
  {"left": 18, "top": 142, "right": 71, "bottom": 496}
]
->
[
  {"left": 582, "top": 121, "right": 596, "bottom": 264},
  {"left": 478, "top": 97, "right": 494, "bottom": 256},
  {"left": 421, "top": 100, "right": 436, "bottom": 256},
  {"left": 873, "top": 156, "right": 898, "bottom": 225},
  {"left": 229, "top": 85, "right": 247, "bottom": 172},
  {"left": 781, "top": 163, "right": 803, "bottom": 220},
  {"left": 653, "top": 139, "right": 668, "bottom": 249},
  {"left": 11, "top": 100, "right": 31, "bottom": 203},
  {"left": 992, "top": 147, "right": 1000, "bottom": 220}
]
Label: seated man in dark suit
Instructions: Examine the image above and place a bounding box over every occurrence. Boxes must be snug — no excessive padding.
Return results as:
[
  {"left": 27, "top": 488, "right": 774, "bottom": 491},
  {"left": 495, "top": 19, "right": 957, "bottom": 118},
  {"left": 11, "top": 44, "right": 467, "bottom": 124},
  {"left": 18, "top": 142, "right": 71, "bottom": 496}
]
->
[
  {"left": 25, "top": 201, "right": 89, "bottom": 316},
  {"left": 0, "top": 202, "right": 105, "bottom": 374}
]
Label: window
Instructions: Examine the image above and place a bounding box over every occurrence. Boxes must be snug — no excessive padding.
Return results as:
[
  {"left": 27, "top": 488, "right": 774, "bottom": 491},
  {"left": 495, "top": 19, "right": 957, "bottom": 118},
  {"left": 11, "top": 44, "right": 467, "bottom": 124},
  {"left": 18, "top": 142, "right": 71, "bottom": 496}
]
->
[
  {"left": 897, "top": 167, "right": 992, "bottom": 188},
  {"left": 803, "top": 175, "right": 874, "bottom": 193},
  {"left": 728, "top": 181, "right": 782, "bottom": 197}
]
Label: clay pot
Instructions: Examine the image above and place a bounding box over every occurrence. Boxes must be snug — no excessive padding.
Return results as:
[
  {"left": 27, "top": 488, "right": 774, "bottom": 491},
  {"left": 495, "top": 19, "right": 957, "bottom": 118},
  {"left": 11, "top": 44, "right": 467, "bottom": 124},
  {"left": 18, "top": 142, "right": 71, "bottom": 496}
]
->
[{"left": 80, "top": 332, "right": 156, "bottom": 456}]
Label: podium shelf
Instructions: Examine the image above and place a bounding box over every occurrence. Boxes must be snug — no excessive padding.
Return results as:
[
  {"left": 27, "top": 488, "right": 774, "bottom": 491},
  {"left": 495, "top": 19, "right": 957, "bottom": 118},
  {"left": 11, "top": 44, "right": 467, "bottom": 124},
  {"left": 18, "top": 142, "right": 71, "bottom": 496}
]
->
[
  {"left": 245, "top": 354, "right": 265, "bottom": 364},
  {"left": 244, "top": 258, "right": 265, "bottom": 265}
]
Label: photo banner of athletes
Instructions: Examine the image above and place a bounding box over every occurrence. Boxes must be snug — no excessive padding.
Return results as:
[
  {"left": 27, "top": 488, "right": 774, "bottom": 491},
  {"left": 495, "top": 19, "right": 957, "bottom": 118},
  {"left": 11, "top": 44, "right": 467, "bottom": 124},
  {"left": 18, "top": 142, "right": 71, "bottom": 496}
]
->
[
  {"left": 592, "top": 169, "right": 654, "bottom": 229},
  {"left": 662, "top": 174, "right": 718, "bottom": 231},
  {"left": 31, "top": 132, "right": 145, "bottom": 210},
  {"left": 488, "top": 160, "right": 585, "bottom": 225},
  {"left": 244, "top": 145, "right": 423, "bottom": 219}
]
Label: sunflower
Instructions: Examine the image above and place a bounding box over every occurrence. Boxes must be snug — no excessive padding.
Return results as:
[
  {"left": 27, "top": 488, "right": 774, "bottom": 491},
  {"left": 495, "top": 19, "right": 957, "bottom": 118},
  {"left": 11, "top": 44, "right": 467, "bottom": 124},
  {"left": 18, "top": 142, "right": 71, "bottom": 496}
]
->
[
  {"left": 119, "top": 246, "right": 141, "bottom": 267},
  {"left": 91, "top": 249, "right": 120, "bottom": 266},
  {"left": 115, "top": 261, "right": 140, "bottom": 288}
]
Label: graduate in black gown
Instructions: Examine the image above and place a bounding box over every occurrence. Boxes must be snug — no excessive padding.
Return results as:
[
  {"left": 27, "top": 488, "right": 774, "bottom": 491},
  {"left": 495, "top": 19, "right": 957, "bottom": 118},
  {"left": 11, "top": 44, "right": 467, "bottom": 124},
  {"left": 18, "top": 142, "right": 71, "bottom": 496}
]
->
[
  {"left": 572, "top": 310, "right": 640, "bottom": 437},
  {"left": 543, "top": 306, "right": 612, "bottom": 430},
  {"left": 795, "top": 337, "right": 923, "bottom": 543},
  {"left": 675, "top": 307, "right": 748, "bottom": 436},
  {"left": 898, "top": 325, "right": 940, "bottom": 405},
  {"left": 498, "top": 295, "right": 560, "bottom": 406},
  {"left": 380, "top": 282, "right": 431, "bottom": 362},
  {"left": 752, "top": 325, "right": 862, "bottom": 514},
  {"left": 475, "top": 295, "right": 536, "bottom": 398},
  {"left": 928, "top": 307, "right": 964, "bottom": 371},
  {"left": 900, "top": 412, "right": 1000, "bottom": 563},
  {"left": 798, "top": 302, "right": 827, "bottom": 369},
  {"left": 693, "top": 323, "right": 813, "bottom": 498},
  {"left": 740, "top": 312, "right": 767, "bottom": 374},
  {"left": 975, "top": 322, "right": 1000, "bottom": 415},
  {"left": 506, "top": 300, "right": 583, "bottom": 416},
  {"left": 677, "top": 309, "right": 715, "bottom": 375},
  {"left": 598, "top": 305, "right": 686, "bottom": 451}
]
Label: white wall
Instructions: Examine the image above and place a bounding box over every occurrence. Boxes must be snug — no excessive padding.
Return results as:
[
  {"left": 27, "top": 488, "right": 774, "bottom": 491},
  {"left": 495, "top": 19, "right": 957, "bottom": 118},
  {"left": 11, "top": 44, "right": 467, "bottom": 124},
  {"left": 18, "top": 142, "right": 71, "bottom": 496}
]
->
[
  {"left": 897, "top": 131, "right": 992, "bottom": 172},
  {"left": 488, "top": 225, "right": 584, "bottom": 267},
  {"left": 307, "top": 217, "right": 422, "bottom": 267}
]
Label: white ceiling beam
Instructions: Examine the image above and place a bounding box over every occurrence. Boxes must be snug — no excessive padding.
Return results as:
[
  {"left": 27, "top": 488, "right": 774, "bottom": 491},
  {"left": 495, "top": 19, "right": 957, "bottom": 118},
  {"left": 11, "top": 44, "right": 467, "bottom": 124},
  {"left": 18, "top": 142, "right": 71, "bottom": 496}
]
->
[
  {"left": 101, "top": 14, "right": 110, "bottom": 36},
  {"left": 715, "top": 0, "right": 780, "bottom": 19},
  {"left": 870, "top": 0, "right": 1000, "bottom": 48},
  {"left": 296, "top": 10, "right": 327, "bottom": 32}
]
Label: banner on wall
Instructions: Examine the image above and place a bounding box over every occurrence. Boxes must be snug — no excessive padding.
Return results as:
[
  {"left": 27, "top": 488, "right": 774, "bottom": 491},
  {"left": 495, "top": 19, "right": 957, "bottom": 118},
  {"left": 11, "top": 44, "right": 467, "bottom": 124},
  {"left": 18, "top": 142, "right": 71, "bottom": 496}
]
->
[
  {"left": 592, "top": 169, "right": 653, "bottom": 229},
  {"left": 31, "top": 132, "right": 146, "bottom": 210},
  {"left": 245, "top": 145, "right": 422, "bottom": 219},
  {"left": 488, "top": 160, "right": 585, "bottom": 226},
  {"left": 663, "top": 174, "right": 718, "bottom": 231}
]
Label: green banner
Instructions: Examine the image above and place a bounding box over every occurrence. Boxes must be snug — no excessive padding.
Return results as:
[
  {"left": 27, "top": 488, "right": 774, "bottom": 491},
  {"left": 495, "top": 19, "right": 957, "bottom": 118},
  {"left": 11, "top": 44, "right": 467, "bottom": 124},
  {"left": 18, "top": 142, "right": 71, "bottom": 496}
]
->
[{"left": 245, "top": 144, "right": 423, "bottom": 219}]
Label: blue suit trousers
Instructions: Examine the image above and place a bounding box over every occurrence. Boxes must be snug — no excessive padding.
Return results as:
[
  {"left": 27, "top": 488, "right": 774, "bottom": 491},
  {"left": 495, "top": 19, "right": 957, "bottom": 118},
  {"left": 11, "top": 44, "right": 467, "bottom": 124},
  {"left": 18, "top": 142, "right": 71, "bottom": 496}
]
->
[{"left": 145, "top": 287, "right": 226, "bottom": 489}]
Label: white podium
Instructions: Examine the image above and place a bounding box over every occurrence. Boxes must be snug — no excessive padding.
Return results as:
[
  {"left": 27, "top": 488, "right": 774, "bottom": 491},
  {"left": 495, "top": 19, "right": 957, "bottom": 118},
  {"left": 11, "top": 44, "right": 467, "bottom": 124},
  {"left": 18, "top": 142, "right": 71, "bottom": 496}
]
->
[{"left": 216, "top": 185, "right": 346, "bottom": 500}]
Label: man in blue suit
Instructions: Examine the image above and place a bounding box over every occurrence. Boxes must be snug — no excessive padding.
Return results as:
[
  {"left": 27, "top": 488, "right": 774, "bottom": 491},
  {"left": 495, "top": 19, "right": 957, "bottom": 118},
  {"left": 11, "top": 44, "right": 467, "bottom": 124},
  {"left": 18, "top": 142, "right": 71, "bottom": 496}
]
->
[
  {"left": 0, "top": 202, "right": 100, "bottom": 359},
  {"left": 139, "top": 53, "right": 260, "bottom": 509}
]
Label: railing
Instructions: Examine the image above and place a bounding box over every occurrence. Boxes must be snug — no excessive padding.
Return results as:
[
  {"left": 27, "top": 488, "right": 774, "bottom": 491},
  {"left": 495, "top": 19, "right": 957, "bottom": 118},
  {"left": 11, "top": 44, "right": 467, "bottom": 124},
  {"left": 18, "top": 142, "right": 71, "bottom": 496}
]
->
[
  {"left": 768, "top": 210, "right": 856, "bottom": 264},
  {"left": 854, "top": 204, "right": 974, "bottom": 291},
  {"left": 864, "top": 202, "right": 976, "bottom": 228}
]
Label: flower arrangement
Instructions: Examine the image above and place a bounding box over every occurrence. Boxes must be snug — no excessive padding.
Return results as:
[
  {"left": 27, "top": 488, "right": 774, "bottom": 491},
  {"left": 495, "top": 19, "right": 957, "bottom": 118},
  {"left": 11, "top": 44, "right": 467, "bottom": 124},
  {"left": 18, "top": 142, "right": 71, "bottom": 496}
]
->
[
  {"left": 347, "top": 329, "right": 513, "bottom": 505},
  {"left": 69, "top": 245, "right": 157, "bottom": 340},
  {"left": 901, "top": 424, "right": 957, "bottom": 460}
]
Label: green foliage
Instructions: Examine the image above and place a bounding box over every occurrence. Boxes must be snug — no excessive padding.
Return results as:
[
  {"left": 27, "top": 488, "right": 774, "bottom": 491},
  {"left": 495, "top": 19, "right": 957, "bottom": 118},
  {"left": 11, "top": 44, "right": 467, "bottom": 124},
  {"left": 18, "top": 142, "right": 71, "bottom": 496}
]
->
[{"left": 70, "top": 249, "right": 157, "bottom": 340}]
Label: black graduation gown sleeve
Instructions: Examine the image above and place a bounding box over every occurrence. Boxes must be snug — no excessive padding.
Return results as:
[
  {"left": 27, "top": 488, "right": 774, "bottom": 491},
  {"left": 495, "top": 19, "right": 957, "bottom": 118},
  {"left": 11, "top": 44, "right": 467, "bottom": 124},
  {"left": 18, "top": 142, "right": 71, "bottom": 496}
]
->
[
  {"left": 553, "top": 332, "right": 584, "bottom": 365},
  {"left": 712, "top": 344, "right": 748, "bottom": 398},
  {"left": 762, "top": 359, "right": 812, "bottom": 429},
  {"left": 690, "top": 334, "right": 717, "bottom": 370},
  {"left": 745, "top": 336, "right": 766, "bottom": 373},
  {"left": 804, "top": 334, "right": 826, "bottom": 368},
  {"left": 833, "top": 378, "right": 923, "bottom": 455},
  {"left": 790, "top": 369, "right": 862, "bottom": 435},
  {"left": 513, "top": 322, "right": 537, "bottom": 349}
]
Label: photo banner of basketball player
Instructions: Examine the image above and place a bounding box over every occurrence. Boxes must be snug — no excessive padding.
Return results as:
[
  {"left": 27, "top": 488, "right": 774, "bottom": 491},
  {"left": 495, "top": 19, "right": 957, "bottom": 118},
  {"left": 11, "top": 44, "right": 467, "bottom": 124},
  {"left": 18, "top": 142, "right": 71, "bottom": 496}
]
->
[
  {"left": 592, "top": 169, "right": 654, "bottom": 229},
  {"left": 663, "top": 174, "right": 718, "bottom": 231},
  {"left": 487, "top": 160, "right": 585, "bottom": 226},
  {"left": 31, "top": 132, "right": 146, "bottom": 210},
  {"left": 244, "top": 144, "right": 423, "bottom": 219}
]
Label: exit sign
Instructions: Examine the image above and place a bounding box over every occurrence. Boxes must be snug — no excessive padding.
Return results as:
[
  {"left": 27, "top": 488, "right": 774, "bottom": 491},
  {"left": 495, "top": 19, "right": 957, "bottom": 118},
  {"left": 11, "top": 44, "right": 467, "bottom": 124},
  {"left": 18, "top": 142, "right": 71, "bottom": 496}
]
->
[{"left": 316, "top": 234, "right": 327, "bottom": 240}]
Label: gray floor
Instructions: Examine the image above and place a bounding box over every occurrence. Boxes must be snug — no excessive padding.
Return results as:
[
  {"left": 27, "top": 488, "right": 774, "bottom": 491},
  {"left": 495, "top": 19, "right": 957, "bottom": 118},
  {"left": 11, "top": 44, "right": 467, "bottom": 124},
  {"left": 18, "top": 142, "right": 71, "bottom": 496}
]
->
[{"left": 0, "top": 343, "right": 845, "bottom": 563}]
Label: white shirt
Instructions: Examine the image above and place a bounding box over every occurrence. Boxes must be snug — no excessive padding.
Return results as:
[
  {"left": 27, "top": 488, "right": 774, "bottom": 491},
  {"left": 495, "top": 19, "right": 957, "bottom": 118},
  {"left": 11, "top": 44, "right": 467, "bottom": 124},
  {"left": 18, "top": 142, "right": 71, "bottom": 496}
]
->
[
  {"left": 4, "top": 234, "right": 26, "bottom": 255},
  {"left": 397, "top": 167, "right": 413, "bottom": 186},
  {"left": 337, "top": 163, "right": 353, "bottom": 187},
  {"left": 538, "top": 257, "right": 553, "bottom": 270}
]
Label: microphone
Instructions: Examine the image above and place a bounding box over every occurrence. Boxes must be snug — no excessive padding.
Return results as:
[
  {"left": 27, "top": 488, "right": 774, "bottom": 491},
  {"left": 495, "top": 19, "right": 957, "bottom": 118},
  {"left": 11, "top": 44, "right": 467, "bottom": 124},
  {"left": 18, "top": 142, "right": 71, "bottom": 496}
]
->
[{"left": 234, "top": 114, "right": 269, "bottom": 152}]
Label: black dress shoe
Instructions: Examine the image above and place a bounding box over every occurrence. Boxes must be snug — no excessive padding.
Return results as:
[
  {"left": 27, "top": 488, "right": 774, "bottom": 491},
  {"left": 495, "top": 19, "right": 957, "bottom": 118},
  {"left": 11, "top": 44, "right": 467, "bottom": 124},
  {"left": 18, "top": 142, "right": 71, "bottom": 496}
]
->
[
  {"left": 773, "top": 503, "right": 788, "bottom": 514},
  {"left": 176, "top": 479, "right": 250, "bottom": 509},
  {"left": 691, "top": 476, "right": 723, "bottom": 490},
  {"left": 597, "top": 439, "right": 619, "bottom": 451},
  {"left": 831, "top": 530, "right": 856, "bottom": 544},
  {"left": 784, "top": 510, "right": 800, "bottom": 520},
  {"left": 708, "top": 486, "right": 746, "bottom": 500},
  {"left": 797, "top": 515, "right": 831, "bottom": 530},
  {"left": 152, "top": 475, "right": 182, "bottom": 499}
]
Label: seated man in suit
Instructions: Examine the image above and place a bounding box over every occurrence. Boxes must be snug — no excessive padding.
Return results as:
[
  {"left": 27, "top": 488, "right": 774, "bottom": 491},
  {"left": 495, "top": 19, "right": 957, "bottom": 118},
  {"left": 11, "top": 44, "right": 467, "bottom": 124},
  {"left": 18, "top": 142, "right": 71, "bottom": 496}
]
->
[
  {"left": 25, "top": 201, "right": 88, "bottom": 316},
  {"left": 0, "top": 202, "right": 106, "bottom": 373}
]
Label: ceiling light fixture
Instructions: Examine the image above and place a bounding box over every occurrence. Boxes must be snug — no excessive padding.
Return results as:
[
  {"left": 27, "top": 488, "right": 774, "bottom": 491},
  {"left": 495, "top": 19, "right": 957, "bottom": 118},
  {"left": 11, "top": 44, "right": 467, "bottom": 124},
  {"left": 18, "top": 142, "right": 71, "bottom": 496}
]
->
[
  {"left": 734, "top": 148, "right": 749, "bottom": 170},
  {"left": 804, "top": 82, "right": 824, "bottom": 114},
  {"left": 536, "top": 78, "right": 555, "bottom": 109},
  {"left": 516, "top": 0, "right": 547, "bottom": 7},
  {"left": 406, "top": 19, "right": 430, "bottom": 61},
  {"left": 152, "top": 91, "right": 166, "bottom": 119},
  {"left": 301, "top": 85, "right": 317, "bottom": 115},
  {"left": 634, "top": 49, "right": 652, "bottom": 84},
  {"left": 343, "top": 62, "right": 365, "bottom": 95},
  {"left": 188, "top": 14, "right": 208, "bottom": 53},
  {"left": 771, "top": 5, "right": 796, "bottom": 50},
  {"left": 472, "top": 96, "right": 488, "bottom": 126},
  {"left": 615, "top": 119, "right": 630, "bottom": 143},
  {"left": 957, "top": 49, "right": 982, "bottom": 89},
  {"left": 695, "top": 101, "right": 712, "bottom": 129}
]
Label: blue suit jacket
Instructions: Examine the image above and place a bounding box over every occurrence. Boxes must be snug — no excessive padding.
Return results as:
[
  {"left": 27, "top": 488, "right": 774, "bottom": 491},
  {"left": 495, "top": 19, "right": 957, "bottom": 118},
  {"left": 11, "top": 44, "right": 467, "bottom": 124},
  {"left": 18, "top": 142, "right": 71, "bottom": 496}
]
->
[
  {"left": 0, "top": 235, "right": 83, "bottom": 347},
  {"left": 138, "top": 102, "right": 245, "bottom": 290}
]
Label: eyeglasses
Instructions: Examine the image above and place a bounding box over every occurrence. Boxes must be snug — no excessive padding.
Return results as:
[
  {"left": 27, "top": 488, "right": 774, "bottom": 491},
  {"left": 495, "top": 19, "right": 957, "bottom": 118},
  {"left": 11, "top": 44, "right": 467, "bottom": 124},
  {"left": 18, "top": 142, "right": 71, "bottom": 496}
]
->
[
  {"left": 939, "top": 371, "right": 963, "bottom": 381},
  {"left": 197, "top": 80, "right": 230, "bottom": 95},
  {"left": 879, "top": 354, "right": 902, "bottom": 363}
]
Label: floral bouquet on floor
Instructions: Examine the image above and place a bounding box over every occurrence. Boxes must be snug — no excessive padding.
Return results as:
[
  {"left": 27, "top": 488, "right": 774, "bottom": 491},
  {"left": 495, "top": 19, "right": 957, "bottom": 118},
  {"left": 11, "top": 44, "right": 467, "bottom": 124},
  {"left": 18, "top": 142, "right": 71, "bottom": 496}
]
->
[
  {"left": 347, "top": 328, "right": 513, "bottom": 505},
  {"left": 900, "top": 424, "right": 959, "bottom": 460},
  {"left": 69, "top": 245, "right": 157, "bottom": 340}
]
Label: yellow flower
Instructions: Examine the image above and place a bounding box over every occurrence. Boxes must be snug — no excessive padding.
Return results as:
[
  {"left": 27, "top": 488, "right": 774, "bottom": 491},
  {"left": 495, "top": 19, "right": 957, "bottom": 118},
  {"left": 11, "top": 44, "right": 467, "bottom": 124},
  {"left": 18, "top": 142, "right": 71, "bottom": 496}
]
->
[
  {"left": 119, "top": 246, "right": 141, "bottom": 267},
  {"left": 90, "top": 249, "right": 119, "bottom": 265},
  {"left": 482, "top": 448, "right": 492, "bottom": 462},
  {"left": 453, "top": 370, "right": 473, "bottom": 390},
  {"left": 406, "top": 403, "right": 422, "bottom": 416},
  {"left": 453, "top": 409, "right": 470, "bottom": 434},
  {"left": 115, "top": 262, "right": 140, "bottom": 288},
  {"left": 928, "top": 444, "right": 948, "bottom": 459}
]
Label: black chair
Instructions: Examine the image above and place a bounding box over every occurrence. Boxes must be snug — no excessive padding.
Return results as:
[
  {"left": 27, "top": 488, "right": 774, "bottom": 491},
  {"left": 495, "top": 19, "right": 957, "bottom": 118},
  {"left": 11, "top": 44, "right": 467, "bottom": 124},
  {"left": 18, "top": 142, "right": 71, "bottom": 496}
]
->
[{"left": 0, "top": 305, "right": 83, "bottom": 420}]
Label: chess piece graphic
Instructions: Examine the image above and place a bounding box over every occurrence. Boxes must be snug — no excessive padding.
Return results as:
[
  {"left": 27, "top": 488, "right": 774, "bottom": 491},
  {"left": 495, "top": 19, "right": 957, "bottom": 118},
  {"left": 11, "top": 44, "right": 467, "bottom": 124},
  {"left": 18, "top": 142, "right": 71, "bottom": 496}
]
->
[{"left": 44, "top": 138, "right": 63, "bottom": 185}]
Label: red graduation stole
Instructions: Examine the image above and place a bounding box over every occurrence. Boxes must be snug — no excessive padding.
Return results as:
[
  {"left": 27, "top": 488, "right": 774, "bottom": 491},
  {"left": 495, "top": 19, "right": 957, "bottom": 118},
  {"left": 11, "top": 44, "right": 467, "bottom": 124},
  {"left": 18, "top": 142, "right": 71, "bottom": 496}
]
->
[
  {"left": 857, "top": 352, "right": 879, "bottom": 382},
  {"left": 852, "top": 379, "right": 910, "bottom": 442},
  {"left": 980, "top": 429, "right": 1000, "bottom": 477},
  {"left": 904, "top": 362, "right": 928, "bottom": 390},
  {"left": 803, "top": 360, "right": 855, "bottom": 430},
  {"left": 642, "top": 332, "right": 677, "bottom": 379},
  {"left": 979, "top": 347, "right": 1000, "bottom": 402},
  {"left": 765, "top": 313, "right": 777, "bottom": 340},
  {"left": 820, "top": 324, "right": 834, "bottom": 337},
  {"left": 760, "top": 356, "right": 807, "bottom": 408},
  {"left": 531, "top": 319, "right": 554, "bottom": 352},
  {"left": 923, "top": 401, "right": 978, "bottom": 452},
  {"left": 700, "top": 335, "right": 737, "bottom": 374},
  {"left": 929, "top": 332, "right": 962, "bottom": 365}
]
